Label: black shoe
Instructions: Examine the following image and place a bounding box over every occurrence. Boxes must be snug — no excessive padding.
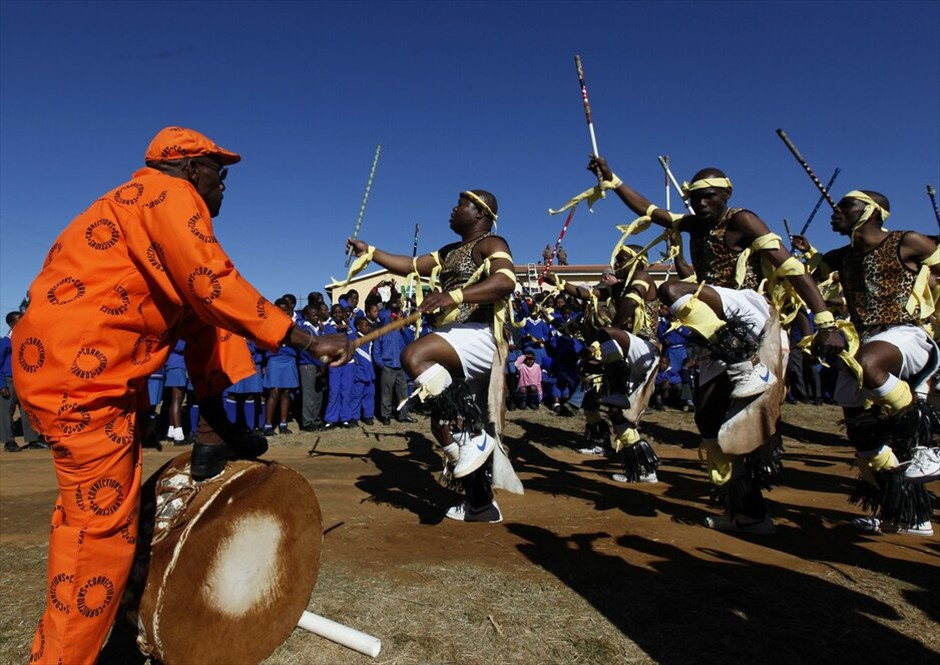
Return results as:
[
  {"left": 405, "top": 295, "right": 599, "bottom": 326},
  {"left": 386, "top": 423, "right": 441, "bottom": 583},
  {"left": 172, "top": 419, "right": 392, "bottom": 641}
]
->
[
  {"left": 25, "top": 440, "right": 50, "bottom": 450},
  {"left": 175, "top": 434, "right": 195, "bottom": 446},
  {"left": 262, "top": 425, "right": 276, "bottom": 437},
  {"left": 322, "top": 422, "right": 337, "bottom": 430},
  {"left": 377, "top": 416, "right": 391, "bottom": 425},
  {"left": 348, "top": 419, "right": 359, "bottom": 427},
  {"left": 362, "top": 418, "right": 374, "bottom": 425},
  {"left": 398, "top": 415, "right": 417, "bottom": 423},
  {"left": 341, "top": 421, "right": 351, "bottom": 428},
  {"left": 300, "top": 424, "right": 321, "bottom": 432},
  {"left": 4, "top": 442, "right": 22, "bottom": 453},
  {"left": 278, "top": 425, "right": 293, "bottom": 435},
  {"left": 190, "top": 431, "right": 269, "bottom": 481}
]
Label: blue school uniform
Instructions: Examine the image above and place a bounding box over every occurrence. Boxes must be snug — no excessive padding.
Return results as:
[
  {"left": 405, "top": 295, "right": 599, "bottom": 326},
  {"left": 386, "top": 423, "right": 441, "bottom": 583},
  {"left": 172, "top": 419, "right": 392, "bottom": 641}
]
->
[
  {"left": 164, "top": 340, "right": 188, "bottom": 388},
  {"left": 350, "top": 334, "right": 376, "bottom": 420},
  {"left": 263, "top": 344, "right": 299, "bottom": 390},
  {"left": 229, "top": 339, "right": 264, "bottom": 394},
  {"left": 323, "top": 319, "right": 356, "bottom": 423}
]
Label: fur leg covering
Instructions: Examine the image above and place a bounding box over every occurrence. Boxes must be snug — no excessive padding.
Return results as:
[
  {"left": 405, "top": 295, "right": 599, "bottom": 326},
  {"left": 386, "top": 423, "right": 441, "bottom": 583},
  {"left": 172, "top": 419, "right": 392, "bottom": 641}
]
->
[
  {"left": 705, "top": 310, "right": 761, "bottom": 364},
  {"left": 460, "top": 458, "right": 495, "bottom": 507},
  {"left": 847, "top": 400, "right": 938, "bottom": 526},
  {"left": 425, "top": 378, "right": 485, "bottom": 434},
  {"left": 710, "top": 438, "right": 784, "bottom": 515}
]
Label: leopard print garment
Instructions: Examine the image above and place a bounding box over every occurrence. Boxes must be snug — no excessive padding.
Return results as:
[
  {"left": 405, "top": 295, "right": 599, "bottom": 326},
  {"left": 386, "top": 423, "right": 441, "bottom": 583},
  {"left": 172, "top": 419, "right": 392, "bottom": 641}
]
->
[
  {"left": 439, "top": 233, "right": 501, "bottom": 325},
  {"left": 838, "top": 230, "right": 918, "bottom": 331},
  {"left": 688, "top": 207, "right": 762, "bottom": 290},
  {"left": 637, "top": 297, "right": 660, "bottom": 341}
]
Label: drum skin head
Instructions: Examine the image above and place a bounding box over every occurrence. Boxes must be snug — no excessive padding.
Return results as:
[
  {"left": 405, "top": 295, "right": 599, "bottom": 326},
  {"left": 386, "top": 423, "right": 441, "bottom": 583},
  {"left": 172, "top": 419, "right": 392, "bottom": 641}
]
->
[{"left": 136, "top": 453, "right": 322, "bottom": 665}]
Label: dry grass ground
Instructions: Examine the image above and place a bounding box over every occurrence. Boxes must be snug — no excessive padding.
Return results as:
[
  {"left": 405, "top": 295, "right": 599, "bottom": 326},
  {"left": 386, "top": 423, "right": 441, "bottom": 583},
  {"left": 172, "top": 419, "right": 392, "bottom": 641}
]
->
[{"left": 1, "top": 402, "right": 938, "bottom": 664}]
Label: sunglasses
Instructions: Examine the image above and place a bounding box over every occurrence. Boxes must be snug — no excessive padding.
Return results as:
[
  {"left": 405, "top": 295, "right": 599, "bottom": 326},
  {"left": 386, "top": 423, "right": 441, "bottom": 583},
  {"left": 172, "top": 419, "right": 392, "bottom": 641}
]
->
[{"left": 191, "top": 157, "right": 227, "bottom": 181}]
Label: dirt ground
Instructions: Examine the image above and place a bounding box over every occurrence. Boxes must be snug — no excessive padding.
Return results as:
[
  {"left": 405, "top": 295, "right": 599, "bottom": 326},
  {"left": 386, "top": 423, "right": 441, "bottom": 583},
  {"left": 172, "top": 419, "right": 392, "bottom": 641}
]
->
[{"left": 1, "top": 402, "right": 937, "bottom": 664}]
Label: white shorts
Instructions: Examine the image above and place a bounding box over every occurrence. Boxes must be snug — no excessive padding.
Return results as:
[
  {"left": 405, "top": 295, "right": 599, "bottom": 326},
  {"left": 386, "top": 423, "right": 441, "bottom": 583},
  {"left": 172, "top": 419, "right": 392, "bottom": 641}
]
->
[
  {"left": 834, "top": 324, "right": 939, "bottom": 407},
  {"left": 686, "top": 287, "right": 771, "bottom": 386},
  {"left": 432, "top": 323, "right": 496, "bottom": 386},
  {"left": 626, "top": 333, "right": 659, "bottom": 390}
]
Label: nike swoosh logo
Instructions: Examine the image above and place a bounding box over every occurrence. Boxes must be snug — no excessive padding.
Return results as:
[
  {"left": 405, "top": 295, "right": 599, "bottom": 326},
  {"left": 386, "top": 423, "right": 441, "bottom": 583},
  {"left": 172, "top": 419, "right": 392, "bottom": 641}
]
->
[
  {"left": 759, "top": 369, "right": 771, "bottom": 382},
  {"left": 477, "top": 435, "right": 489, "bottom": 452}
]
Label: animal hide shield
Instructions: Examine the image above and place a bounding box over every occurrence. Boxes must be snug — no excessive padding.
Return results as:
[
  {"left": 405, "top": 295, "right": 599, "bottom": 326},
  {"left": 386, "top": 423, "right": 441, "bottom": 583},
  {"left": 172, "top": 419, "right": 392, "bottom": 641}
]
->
[{"left": 718, "top": 308, "right": 787, "bottom": 455}]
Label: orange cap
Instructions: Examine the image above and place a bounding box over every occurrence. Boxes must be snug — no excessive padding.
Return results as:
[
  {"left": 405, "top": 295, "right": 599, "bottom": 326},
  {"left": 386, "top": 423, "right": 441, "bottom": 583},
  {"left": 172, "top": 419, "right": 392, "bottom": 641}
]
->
[{"left": 145, "top": 126, "right": 241, "bottom": 165}]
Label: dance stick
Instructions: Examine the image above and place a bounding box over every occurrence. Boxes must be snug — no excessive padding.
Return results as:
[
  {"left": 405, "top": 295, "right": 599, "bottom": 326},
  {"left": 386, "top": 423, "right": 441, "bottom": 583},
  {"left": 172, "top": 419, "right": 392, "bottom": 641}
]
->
[
  {"left": 663, "top": 154, "right": 671, "bottom": 211},
  {"left": 783, "top": 218, "right": 794, "bottom": 240},
  {"left": 319, "top": 311, "right": 423, "bottom": 363},
  {"left": 799, "top": 167, "right": 841, "bottom": 236},
  {"left": 344, "top": 144, "right": 383, "bottom": 267},
  {"left": 775, "top": 129, "right": 838, "bottom": 209},
  {"left": 927, "top": 185, "right": 940, "bottom": 227},
  {"left": 539, "top": 202, "right": 579, "bottom": 283},
  {"left": 575, "top": 55, "right": 604, "bottom": 194},
  {"left": 297, "top": 610, "right": 381, "bottom": 658},
  {"left": 656, "top": 156, "right": 694, "bottom": 214},
  {"left": 412, "top": 222, "right": 420, "bottom": 258}
]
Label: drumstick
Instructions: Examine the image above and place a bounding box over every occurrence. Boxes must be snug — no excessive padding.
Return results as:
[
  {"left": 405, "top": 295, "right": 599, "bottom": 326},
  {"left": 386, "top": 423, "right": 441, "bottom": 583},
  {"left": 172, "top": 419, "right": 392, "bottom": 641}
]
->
[
  {"left": 344, "top": 143, "right": 382, "bottom": 267},
  {"left": 775, "top": 129, "right": 838, "bottom": 209},
  {"left": 297, "top": 610, "right": 381, "bottom": 658},
  {"left": 575, "top": 55, "right": 604, "bottom": 195}
]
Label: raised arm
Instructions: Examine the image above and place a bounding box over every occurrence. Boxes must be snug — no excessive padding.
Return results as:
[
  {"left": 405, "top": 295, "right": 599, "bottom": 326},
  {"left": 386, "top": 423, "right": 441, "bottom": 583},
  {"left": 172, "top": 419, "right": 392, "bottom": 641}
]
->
[
  {"left": 587, "top": 156, "right": 680, "bottom": 230},
  {"left": 346, "top": 238, "right": 440, "bottom": 276}
]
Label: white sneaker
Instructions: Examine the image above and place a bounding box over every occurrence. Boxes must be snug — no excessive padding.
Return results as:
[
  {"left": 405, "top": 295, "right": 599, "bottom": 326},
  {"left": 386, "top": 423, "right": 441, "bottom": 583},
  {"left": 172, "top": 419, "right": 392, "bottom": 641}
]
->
[
  {"left": 727, "top": 361, "right": 777, "bottom": 399},
  {"left": 904, "top": 446, "right": 940, "bottom": 484},
  {"left": 852, "top": 516, "right": 934, "bottom": 537},
  {"left": 453, "top": 432, "right": 496, "bottom": 478},
  {"left": 445, "top": 500, "right": 503, "bottom": 523},
  {"left": 612, "top": 472, "right": 658, "bottom": 484},
  {"left": 578, "top": 445, "right": 606, "bottom": 456}
]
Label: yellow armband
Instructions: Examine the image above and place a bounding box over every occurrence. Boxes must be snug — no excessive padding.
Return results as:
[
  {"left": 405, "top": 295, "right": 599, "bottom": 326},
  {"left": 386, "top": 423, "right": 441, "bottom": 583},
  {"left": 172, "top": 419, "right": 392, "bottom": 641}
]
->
[
  {"left": 776, "top": 255, "right": 806, "bottom": 277},
  {"left": 331, "top": 244, "right": 376, "bottom": 288},
  {"left": 906, "top": 246, "right": 940, "bottom": 319},
  {"left": 548, "top": 174, "right": 623, "bottom": 215},
  {"left": 813, "top": 311, "right": 836, "bottom": 330},
  {"left": 734, "top": 233, "right": 781, "bottom": 287},
  {"left": 448, "top": 289, "right": 464, "bottom": 305}
]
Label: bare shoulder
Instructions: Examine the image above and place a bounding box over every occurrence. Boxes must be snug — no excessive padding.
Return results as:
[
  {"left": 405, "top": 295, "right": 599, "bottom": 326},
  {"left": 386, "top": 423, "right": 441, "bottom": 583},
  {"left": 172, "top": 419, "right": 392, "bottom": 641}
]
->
[
  {"left": 727, "top": 209, "right": 771, "bottom": 240},
  {"left": 900, "top": 230, "right": 938, "bottom": 259},
  {"left": 477, "top": 234, "right": 513, "bottom": 260}
]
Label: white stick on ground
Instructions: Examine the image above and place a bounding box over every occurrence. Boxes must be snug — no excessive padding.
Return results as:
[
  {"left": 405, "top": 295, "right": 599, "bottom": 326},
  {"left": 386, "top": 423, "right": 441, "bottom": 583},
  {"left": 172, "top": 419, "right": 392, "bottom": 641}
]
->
[{"left": 297, "top": 610, "right": 382, "bottom": 658}]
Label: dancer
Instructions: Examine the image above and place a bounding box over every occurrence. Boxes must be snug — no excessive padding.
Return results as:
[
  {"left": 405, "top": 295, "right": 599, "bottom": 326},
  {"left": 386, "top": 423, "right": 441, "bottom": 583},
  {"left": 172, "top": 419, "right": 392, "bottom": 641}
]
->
[
  {"left": 585, "top": 156, "right": 844, "bottom": 534},
  {"left": 820, "top": 190, "right": 940, "bottom": 534},
  {"left": 346, "top": 190, "right": 522, "bottom": 523},
  {"left": 546, "top": 243, "right": 662, "bottom": 484}
]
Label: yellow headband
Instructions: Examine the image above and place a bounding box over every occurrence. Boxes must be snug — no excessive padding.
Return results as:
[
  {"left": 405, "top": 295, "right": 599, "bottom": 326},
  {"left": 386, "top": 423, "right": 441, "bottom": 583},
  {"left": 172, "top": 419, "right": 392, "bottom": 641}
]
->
[
  {"left": 683, "top": 177, "right": 733, "bottom": 193},
  {"left": 461, "top": 191, "right": 498, "bottom": 222},
  {"left": 843, "top": 190, "right": 890, "bottom": 230}
]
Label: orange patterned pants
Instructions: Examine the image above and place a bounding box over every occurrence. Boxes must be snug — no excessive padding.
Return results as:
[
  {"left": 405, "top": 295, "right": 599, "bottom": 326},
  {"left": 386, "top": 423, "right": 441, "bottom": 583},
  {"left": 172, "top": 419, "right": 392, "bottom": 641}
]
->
[{"left": 30, "top": 420, "right": 142, "bottom": 664}]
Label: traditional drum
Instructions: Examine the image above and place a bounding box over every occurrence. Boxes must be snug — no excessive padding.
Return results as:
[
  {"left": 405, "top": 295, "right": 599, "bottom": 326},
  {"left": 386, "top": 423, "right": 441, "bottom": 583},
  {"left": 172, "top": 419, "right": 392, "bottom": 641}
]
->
[{"left": 126, "top": 451, "right": 322, "bottom": 665}]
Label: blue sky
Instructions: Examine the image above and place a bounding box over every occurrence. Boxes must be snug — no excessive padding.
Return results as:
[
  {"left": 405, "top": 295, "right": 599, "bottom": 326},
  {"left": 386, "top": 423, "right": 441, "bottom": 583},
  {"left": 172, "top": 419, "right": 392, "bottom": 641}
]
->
[{"left": 2, "top": 1, "right": 938, "bottom": 316}]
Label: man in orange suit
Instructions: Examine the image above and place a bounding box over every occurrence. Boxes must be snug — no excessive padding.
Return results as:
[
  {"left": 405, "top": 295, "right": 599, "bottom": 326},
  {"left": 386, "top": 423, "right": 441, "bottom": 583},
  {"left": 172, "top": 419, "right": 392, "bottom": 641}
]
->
[{"left": 13, "top": 127, "right": 350, "bottom": 664}]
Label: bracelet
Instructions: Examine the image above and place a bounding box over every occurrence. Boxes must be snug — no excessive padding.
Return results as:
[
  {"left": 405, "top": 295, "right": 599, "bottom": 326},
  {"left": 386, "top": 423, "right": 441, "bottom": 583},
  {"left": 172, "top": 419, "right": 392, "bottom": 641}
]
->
[
  {"left": 448, "top": 289, "right": 464, "bottom": 305},
  {"left": 302, "top": 329, "right": 315, "bottom": 352},
  {"left": 813, "top": 311, "right": 837, "bottom": 330}
]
